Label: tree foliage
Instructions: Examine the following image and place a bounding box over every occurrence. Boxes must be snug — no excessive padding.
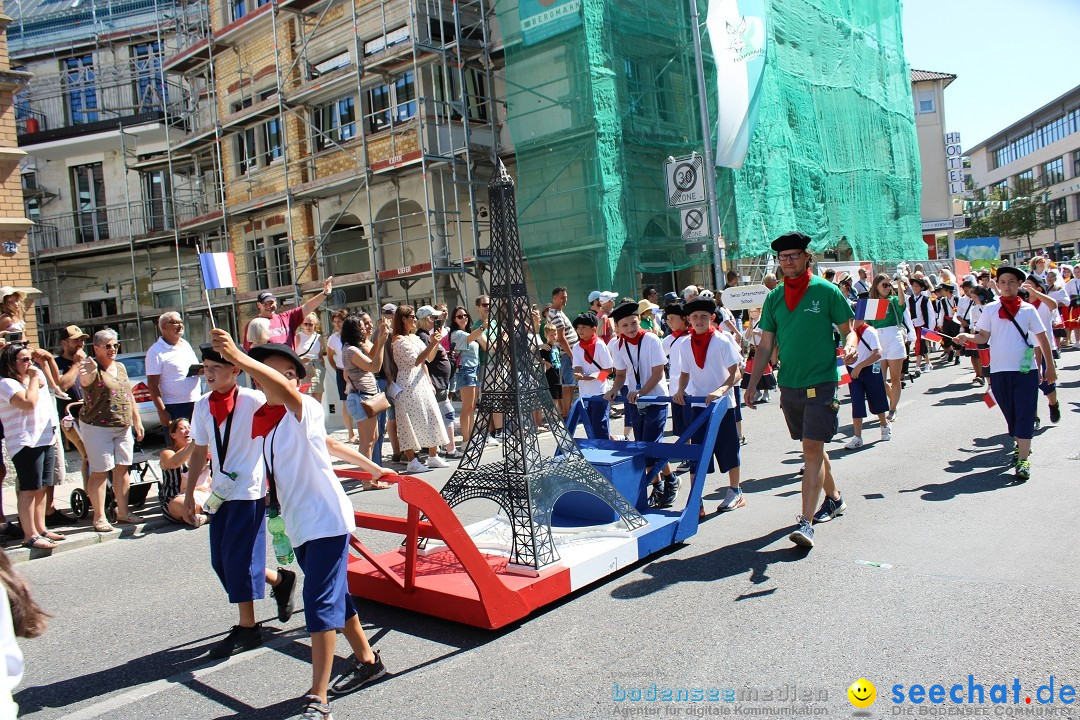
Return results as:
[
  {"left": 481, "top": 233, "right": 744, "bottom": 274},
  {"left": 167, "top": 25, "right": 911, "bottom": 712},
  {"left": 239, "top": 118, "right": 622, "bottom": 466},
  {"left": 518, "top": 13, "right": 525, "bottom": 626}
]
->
[{"left": 958, "top": 178, "right": 1046, "bottom": 254}]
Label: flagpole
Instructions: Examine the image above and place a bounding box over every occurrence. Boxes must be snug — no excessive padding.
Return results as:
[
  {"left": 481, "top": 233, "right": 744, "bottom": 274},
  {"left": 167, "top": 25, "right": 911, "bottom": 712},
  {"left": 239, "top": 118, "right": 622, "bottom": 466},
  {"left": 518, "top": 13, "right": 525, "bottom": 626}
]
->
[
  {"left": 689, "top": 0, "right": 726, "bottom": 291},
  {"left": 196, "top": 244, "right": 217, "bottom": 330}
]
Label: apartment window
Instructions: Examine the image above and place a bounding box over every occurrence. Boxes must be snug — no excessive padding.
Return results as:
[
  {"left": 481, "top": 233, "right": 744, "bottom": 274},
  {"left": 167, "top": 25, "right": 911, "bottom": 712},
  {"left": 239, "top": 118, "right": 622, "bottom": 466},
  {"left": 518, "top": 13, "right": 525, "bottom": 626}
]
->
[
  {"left": 990, "top": 179, "right": 1009, "bottom": 198},
  {"left": 433, "top": 67, "right": 489, "bottom": 123},
  {"left": 231, "top": 0, "right": 269, "bottom": 21},
  {"left": 313, "top": 95, "right": 356, "bottom": 151},
  {"left": 131, "top": 42, "right": 166, "bottom": 112},
  {"left": 248, "top": 234, "right": 291, "bottom": 290},
  {"left": 366, "top": 72, "right": 416, "bottom": 133},
  {"left": 143, "top": 170, "right": 171, "bottom": 231},
  {"left": 154, "top": 289, "right": 183, "bottom": 308},
  {"left": 1015, "top": 169, "right": 1034, "bottom": 190},
  {"left": 1042, "top": 157, "right": 1064, "bottom": 187},
  {"left": 63, "top": 54, "right": 98, "bottom": 124},
  {"left": 233, "top": 98, "right": 258, "bottom": 175},
  {"left": 71, "top": 163, "right": 108, "bottom": 243},
  {"left": 1042, "top": 197, "right": 1068, "bottom": 226},
  {"left": 624, "top": 59, "right": 647, "bottom": 119},
  {"left": 363, "top": 26, "right": 409, "bottom": 56},
  {"left": 261, "top": 90, "right": 282, "bottom": 164},
  {"left": 84, "top": 298, "right": 118, "bottom": 319},
  {"left": 917, "top": 90, "right": 934, "bottom": 114},
  {"left": 1074, "top": 150, "right": 1080, "bottom": 178}
]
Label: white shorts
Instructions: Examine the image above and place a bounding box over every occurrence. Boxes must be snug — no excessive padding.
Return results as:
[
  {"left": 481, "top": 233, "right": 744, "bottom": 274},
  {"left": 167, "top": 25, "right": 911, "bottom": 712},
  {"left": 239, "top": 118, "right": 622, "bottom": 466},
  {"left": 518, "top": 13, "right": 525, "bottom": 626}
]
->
[
  {"left": 79, "top": 424, "right": 134, "bottom": 473},
  {"left": 878, "top": 326, "right": 907, "bottom": 361}
]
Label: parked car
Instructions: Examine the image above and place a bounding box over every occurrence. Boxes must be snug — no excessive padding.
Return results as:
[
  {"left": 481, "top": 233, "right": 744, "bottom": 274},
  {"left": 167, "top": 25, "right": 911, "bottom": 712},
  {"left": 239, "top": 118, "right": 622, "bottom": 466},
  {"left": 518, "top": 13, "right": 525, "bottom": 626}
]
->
[{"left": 116, "top": 352, "right": 162, "bottom": 436}]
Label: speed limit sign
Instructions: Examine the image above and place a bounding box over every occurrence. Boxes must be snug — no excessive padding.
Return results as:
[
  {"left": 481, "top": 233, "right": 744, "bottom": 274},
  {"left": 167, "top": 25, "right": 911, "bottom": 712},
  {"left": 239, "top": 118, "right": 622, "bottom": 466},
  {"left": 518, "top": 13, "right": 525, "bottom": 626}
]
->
[{"left": 665, "top": 154, "right": 706, "bottom": 207}]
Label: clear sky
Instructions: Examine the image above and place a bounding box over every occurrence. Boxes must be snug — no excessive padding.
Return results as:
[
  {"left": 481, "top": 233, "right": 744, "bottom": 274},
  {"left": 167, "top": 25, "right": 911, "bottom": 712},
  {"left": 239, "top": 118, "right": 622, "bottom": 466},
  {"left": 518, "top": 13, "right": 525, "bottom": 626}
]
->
[{"left": 901, "top": 0, "right": 1080, "bottom": 151}]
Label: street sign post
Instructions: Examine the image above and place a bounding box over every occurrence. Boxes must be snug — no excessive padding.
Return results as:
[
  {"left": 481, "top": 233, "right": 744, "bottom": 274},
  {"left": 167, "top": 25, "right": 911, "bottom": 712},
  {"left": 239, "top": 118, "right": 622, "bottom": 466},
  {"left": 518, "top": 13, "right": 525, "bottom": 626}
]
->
[{"left": 665, "top": 155, "right": 707, "bottom": 207}]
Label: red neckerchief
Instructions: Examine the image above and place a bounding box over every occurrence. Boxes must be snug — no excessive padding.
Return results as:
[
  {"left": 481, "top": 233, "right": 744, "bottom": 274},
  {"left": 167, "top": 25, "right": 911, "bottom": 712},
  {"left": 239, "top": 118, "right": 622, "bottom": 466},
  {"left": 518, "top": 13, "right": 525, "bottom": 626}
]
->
[
  {"left": 783, "top": 270, "right": 812, "bottom": 311},
  {"left": 855, "top": 324, "right": 869, "bottom": 342},
  {"left": 208, "top": 388, "right": 236, "bottom": 426},
  {"left": 690, "top": 330, "right": 714, "bottom": 369},
  {"left": 1029, "top": 296, "right": 1041, "bottom": 309},
  {"left": 669, "top": 329, "right": 687, "bottom": 339},
  {"left": 578, "top": 334, "right": 597, "bottom": 357},
  {"left": 620, "top": 331, "right": 643, "bottom": 349},
  {"left": 998, "top": 295, "right": 1022, "bottom": 319},
  {"left": 251, "top": 404, "right": 288, "bottom": 438}
]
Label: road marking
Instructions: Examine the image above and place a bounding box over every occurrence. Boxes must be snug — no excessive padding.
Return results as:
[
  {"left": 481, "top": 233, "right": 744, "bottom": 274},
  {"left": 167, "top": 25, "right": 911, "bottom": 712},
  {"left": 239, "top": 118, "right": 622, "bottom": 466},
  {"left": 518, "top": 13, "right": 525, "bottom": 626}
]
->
[{"left": 56, "top": 630, "right": 308, "bottom": 720}]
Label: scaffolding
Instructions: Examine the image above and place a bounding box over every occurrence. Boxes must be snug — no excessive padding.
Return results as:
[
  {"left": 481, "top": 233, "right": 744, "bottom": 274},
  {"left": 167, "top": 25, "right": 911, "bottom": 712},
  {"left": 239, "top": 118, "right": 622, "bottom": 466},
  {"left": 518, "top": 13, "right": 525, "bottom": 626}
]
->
[{"left": 12, "top": 0, "right": 504, "bottom": 350}]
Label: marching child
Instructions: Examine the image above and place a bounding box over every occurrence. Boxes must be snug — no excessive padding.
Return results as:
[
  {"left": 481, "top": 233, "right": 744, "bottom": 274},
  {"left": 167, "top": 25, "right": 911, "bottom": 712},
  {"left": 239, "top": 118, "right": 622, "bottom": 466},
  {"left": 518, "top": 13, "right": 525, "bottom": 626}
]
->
[
  {"left": 661, "top": 304, "right": 691, "bottom": 439},
  {"left": 842, "top": 319, "right": 892, "bottom": 450},
  {"left": 571, "top": 314, "right": 613, "bottom": 439},
  {"left": 604, "top": 301, "right": 680, "bottom": 506},
  {"left": 183, "top": 344, "right": 296, "bottom": 660},
  {"left": 210, "top": 331, "right": 389, "bottom": 719},
  {"left": 673, "top": 298, "right": 744, "bottom": 513}
]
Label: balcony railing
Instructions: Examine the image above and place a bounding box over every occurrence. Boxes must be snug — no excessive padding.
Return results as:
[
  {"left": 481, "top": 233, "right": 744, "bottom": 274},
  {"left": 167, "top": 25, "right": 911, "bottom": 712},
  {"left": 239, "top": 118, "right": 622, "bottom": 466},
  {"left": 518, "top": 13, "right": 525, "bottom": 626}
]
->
[
  {"left": 15, "top": 58, "right": 187, "bottom": 140},
  {"left": 28, "top": 200, "right": 177, "bottom": 253}
]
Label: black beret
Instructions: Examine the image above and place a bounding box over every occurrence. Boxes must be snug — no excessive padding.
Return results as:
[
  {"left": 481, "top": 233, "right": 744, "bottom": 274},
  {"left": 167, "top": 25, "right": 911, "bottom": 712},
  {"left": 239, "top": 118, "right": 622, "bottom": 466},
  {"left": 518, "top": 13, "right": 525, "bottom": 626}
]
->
[
  {"left": 996, "top": 265, "right": 1026, "bottom": 283},
  {"left": 200, "top": 343, "right": 232, "bottom": 366},
  {"left": 247, "top": 342, "right": 307, "bottom": 379},
  {"left": 663, "top": 303, "right": 686, "bottom": 317},
  {"left": 1025, "top": 272, "right": 1046, "bottom": 291},
  {"left": 683, "top": 298, "right": 717, "bottom": 315},
  {"left": 572, "top": 313, "right": 597, "bottom": 328},
  {"left": 770, "top": 231, "right": 812, "bottom": 253},
  {"left": 609, "top": 301, "right": 639, "bottom": 323}
]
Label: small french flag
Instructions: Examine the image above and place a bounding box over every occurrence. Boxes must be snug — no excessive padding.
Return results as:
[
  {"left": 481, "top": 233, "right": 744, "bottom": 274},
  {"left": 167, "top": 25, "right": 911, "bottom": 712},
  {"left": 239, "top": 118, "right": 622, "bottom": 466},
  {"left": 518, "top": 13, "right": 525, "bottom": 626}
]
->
[
  {"left": 855, "top": 298, "right": 889, "bottom": 321},
  {"left": 921, "top": 329, "right": 944, "bottom": 344},
  {"left": 983, "top": 387, "right": 996, "bottom": 408},
  {"left": 199, "top": 252, "right": 238, "bottom": 290},
  {"left": 836, "top": 349, "right": 851, "bottom": 385}
]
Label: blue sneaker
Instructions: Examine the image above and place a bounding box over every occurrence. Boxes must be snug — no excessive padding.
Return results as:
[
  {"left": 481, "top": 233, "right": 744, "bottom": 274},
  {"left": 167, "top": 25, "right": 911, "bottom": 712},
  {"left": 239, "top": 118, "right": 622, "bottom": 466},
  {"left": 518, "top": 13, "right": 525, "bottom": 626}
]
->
[
  {"left": 813, "top": 493, "right": 846, "bottom": 523},
  {"left": 789, "top": 516, "right": 814, "bottom": 547}
]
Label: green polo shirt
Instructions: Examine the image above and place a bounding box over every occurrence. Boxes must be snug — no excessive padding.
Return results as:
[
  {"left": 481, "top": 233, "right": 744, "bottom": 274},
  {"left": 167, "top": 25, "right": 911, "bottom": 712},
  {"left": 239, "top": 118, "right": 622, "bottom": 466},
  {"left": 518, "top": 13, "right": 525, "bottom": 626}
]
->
[
  {"left": 759, "top": 275, "right": 855, "bottom": 388},
  {"left": 867, "top": 296, "right": 907, "bottom": 330}
]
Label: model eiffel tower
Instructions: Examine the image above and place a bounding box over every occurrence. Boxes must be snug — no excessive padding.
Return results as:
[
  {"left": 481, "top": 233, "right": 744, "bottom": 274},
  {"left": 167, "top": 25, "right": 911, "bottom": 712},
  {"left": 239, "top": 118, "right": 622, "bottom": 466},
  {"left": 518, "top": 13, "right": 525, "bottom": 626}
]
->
[{"left": 439, "top": 162, "right": 646, "bottom": 573}]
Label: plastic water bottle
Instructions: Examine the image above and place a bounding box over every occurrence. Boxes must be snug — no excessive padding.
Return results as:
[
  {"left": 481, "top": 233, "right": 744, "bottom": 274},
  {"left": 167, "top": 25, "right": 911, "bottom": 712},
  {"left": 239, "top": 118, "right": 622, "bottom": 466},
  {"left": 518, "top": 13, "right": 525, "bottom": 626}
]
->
[
  {"left": 267, "top": 508, "right": 294, "bottom": 565},
  {"left": 202, "top": 471, "right": 237, "bottom": 513}
]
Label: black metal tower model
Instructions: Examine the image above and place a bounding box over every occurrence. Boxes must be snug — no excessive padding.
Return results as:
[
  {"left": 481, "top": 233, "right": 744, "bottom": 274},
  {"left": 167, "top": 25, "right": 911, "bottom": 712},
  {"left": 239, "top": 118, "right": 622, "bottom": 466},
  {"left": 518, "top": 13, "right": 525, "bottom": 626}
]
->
[{"left": 439, "top": 161, "right": 646, "bottom": 574}]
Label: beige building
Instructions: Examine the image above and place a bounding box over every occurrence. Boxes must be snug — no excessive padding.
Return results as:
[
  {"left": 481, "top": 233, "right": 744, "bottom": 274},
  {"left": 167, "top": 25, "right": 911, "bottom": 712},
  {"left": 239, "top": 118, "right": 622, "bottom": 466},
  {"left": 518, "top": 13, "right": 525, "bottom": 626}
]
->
[
  {"left": 966, "top": 83, "right": 1080, "bottom": 263},
  {"left": 0, "top": 0, "right": 34, "bottom": 330},
  {"left": 911, "top": 69, "right": 964, "bottom": 259}
]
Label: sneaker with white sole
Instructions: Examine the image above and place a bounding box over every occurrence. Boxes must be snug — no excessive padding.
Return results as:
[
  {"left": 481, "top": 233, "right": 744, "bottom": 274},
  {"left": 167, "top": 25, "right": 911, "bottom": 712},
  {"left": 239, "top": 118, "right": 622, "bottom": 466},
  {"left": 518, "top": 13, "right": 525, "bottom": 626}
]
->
[
  {"left": 404, "top": 458, "right": 430, "bottom": 474},
  {"left": 426, "top": 455, "right": 449, "bottom": 469},
  {"left": 329, "top": 651, "right": 386, "bottom": 696},
  {"left": 485, "top": 435, "right": 502, "bottom": 446},
  {"left": 789, "top": 516, "right": 815, "bottom": 547},
  {"left": 880, "top": 425, "right": 892, "bottom": 441},
  {"left": 844, "top": 436, "right": 865, "bottom": 450},
  {"left": 717, "top": 487, "right": 745, "bottom": 512},
  {"left": 813, "top": 493, "right": 846, "bottom": 523}
]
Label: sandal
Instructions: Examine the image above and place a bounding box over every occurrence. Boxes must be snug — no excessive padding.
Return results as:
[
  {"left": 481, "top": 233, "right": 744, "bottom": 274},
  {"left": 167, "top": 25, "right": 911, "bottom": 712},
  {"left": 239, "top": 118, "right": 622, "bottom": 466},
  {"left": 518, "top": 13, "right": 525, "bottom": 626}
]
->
[
  {"left": 115, "top": 513, "right": 144, "bottom": 524},
  {"left": 22, "top": 535, "right": 57, "bottom": 550},
  {"left": 93, "top": 519, "right": 115, "bottom": 533},
  {"left": 42, "top": 531, "right": 66, "bottom": 542},
  {"left": 362, "top": 480, "right": 393, "bottom": 491}
]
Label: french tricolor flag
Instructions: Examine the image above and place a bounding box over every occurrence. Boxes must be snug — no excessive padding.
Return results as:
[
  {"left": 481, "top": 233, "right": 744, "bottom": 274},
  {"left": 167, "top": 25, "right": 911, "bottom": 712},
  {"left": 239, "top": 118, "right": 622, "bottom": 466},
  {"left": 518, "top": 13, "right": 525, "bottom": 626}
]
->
[
  {"left": 855, "top": 298, "right": 889, "bottom": 321},
  {"left": 921, "top": 329, "right": 944, "bottom": 344},
  {"left": 983, "top": 387, "right": 996, "bottom": 409},
  {"left": 199, "top": 252, "right": 238, "bottom": 290},
  {"left": 836, "top": 349, "right": 851, "bottom": 385}
]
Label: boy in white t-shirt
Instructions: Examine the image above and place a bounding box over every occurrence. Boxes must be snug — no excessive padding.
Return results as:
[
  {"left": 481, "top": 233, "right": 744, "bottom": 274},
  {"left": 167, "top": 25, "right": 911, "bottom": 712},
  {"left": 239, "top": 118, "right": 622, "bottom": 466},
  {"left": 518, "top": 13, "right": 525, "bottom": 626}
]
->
[
  {"left": 183, "top": 344, "right": 296, "bottom": 660},
  {"left": 661, "top": 304, "right": 691, "bottom": 439},
  {"left": 571, "top": 313, "right": 613, "bottom": 439},
  {"left": 672, "top": 298, "right": 744, "bottom": 513},
  {"left": 842, "top": 320, "right": 892, "bottom": 451},
  {"left": 210, "top": 331, "right": 390, "bottom": 719},
  {"left": 1022, "top": 274, "right": 1062, "bottom": 425},
  {"left": 603, "top": 301, "right": 680, "bottom": 505}
]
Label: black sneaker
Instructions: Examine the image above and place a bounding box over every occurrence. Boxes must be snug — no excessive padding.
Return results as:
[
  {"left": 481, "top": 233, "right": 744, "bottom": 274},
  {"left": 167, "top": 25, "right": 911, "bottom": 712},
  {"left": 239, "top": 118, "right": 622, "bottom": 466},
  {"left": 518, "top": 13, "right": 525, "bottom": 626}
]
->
[
  {"left": 655, "top": 476, "right": 680, "bottom": 508},
  {"left": 1049, "top": 403, "right": 1061, "bottom": 424},
  {"left": 45, "top": 510, "right": 72, "bottom": 528},
  {"left": 329, "top": 651, "right": 386, "bottom": 696},
  {"left": 646, "top": 483, "right": 663, "bottom": 508},
  {"left": 812, "top": 493, "right": 846, "bottom": 523},
  {"left": 272, "top": 568, "right": 297, "bottom": 623},
  {"left": 208, "top": 624, "right": 262, "bottom": 659},
  {"left": 298, "top": 694, "right": 333, "bottom": 719}
]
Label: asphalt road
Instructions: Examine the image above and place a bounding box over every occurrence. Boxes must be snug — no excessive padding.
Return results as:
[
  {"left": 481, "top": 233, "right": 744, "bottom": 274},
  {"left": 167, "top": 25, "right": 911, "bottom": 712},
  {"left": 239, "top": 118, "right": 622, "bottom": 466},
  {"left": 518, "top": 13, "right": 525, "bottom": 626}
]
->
[{"left": 11, "top": 350, "right": 1080, "bottom": 720}]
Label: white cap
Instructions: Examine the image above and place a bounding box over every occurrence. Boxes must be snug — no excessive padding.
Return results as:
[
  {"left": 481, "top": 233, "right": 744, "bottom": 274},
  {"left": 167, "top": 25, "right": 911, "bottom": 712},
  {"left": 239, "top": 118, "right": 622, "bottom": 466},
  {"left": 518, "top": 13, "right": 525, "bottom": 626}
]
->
[
  {"left": 588, "top": 290, "right": 618, "bottom": 303},
  {"left": 381, "top": 303, "right": 397, "bottom": 313},
  {"left": 416, "top": 305, "right": 445, "bottom": 320}
]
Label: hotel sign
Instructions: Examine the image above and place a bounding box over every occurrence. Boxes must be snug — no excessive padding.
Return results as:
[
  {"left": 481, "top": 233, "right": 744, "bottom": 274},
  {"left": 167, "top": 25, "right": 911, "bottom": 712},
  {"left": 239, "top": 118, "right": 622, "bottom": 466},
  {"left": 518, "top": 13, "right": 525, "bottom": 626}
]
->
[{"left": 945, "top": 132, "right": 964, "bottom": 195}]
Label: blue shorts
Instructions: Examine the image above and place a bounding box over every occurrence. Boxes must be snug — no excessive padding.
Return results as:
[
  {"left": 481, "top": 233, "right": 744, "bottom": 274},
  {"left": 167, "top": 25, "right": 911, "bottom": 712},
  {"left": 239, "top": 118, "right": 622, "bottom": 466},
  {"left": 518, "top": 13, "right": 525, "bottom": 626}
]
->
[
  {"left": 848, "top": 367, "right": 889, "bottom": 419},
  {"left": 671, "top": 402, "right": 691, "bottom": 438},
  {"left": 209, "top": 499, "right": 267, "bottom": 604},
  {"left": 989, "top": 371, "right": 1039, "bottom": 440},
  {"left": 690, "top": 403, "right": 740, "bottom": 474},
  {"left": 1037, "top": 357, "right": 1055, "bottom": 396},
  {"left": 295, "top": 534, "right": 358, "bottom": 633},
  {"left": 734, "top": 388, "right": 743, "bottom": 423},
  {"left": 625, "top": 402, "right": 668, "bottom": 443},
  {"left": 559, "top": 352, "right": 576, "bottom": 386},
  {"left": 582, "top": 397, "right": 610, "bottom": 439},
  {"left": 345, "top": 391, "right": 376, "bottom": 421},
  {"left": 455, "top": 365, "right": 479, "bottom": 388}
]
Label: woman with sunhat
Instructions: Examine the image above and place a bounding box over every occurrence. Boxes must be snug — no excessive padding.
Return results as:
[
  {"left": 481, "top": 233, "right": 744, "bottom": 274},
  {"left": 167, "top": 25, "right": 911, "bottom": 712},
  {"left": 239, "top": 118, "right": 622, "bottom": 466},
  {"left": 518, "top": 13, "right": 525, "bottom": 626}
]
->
[
  {"left": 866, "top": 273, "right": 914, "bottom": 419},
  {"left": 955, "top": 265, "right": 1057, "bottom": 481}
]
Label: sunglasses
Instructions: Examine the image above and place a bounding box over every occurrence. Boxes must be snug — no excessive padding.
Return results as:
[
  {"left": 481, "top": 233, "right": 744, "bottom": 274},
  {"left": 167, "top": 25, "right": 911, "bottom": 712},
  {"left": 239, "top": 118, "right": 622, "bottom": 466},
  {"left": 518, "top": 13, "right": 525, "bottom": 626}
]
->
[
  {"left": 480, "top": 303, "right": 491, "bottom": 307},
  {"left": 302, "top": 323, "right": 314, "bottom": 327},
  {"left": 455, "top": 314, "right": 467, "bottom": 319},
  {"left": 102, "top": 343, "right": 121, "bottom": 350},
  {"left": 403, "top": 313, "right": 416, "bottom": 319}
]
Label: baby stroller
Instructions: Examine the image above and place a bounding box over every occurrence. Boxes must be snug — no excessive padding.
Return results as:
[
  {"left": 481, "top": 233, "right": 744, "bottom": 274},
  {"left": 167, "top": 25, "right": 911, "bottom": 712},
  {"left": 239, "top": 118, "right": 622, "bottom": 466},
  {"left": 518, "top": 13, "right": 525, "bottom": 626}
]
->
[{"left": 61, "top": 402, "right": 159, "bottom": 522}]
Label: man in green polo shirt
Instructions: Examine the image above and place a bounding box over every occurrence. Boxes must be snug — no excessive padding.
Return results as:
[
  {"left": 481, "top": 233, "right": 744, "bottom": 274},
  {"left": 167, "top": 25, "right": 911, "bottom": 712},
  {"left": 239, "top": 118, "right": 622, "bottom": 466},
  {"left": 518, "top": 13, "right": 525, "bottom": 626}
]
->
[{"left": 743, "top": 232, "right": 857, "bottom": 549}]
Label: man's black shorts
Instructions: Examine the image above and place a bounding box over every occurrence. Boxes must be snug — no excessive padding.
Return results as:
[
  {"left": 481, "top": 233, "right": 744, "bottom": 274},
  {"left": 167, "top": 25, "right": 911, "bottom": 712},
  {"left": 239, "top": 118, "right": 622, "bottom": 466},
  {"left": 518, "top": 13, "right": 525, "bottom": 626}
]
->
[{"left": 779, "top": 382, "right": 839, "bottom": 442}]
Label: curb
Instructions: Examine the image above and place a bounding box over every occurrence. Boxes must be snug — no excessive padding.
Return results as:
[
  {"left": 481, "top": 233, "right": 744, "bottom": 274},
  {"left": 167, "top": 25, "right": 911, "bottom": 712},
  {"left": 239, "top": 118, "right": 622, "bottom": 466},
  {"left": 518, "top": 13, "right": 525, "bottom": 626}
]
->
[{"left": 4, "top": 517, "right": 175, "bottom": 565}]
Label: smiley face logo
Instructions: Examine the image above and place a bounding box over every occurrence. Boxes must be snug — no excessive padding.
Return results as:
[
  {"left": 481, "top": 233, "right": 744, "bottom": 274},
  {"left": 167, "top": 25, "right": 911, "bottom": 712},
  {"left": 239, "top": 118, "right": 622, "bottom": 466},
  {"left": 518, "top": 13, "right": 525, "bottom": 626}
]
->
[{"left": 848, "top": 678, "right": 876, "bottom": 708}]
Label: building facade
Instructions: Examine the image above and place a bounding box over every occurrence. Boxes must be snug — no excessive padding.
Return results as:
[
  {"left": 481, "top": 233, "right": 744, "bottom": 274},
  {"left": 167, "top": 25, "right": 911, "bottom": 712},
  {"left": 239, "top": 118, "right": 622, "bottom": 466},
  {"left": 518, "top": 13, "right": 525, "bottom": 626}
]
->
[
  {"left": 966, "top": 84, "right": 1080, "bottom": 264},
  {"left": 910, "top": 68, "right": 965, "bottom": 260}
]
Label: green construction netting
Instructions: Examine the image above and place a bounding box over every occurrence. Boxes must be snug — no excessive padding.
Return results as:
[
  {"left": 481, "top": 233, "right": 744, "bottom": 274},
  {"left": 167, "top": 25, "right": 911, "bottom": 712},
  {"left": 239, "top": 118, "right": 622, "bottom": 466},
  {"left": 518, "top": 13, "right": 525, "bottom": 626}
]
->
[{"left": 496, "top": 0, "right": 924, "bottom": 300}]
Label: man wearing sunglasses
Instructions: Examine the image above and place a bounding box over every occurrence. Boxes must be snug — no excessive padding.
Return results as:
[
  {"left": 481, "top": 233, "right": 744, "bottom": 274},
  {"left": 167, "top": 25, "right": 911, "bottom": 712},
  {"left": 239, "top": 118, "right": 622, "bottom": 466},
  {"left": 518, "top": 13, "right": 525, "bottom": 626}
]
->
[
  {"left": 147, "top": 311, "right": 202, "bottom": 426},
  {"left": 743, "top": 232, "right": 857, "bottom": 549},
  {"left": 242, "top": 276, "right": 333, "bottom": 352}
]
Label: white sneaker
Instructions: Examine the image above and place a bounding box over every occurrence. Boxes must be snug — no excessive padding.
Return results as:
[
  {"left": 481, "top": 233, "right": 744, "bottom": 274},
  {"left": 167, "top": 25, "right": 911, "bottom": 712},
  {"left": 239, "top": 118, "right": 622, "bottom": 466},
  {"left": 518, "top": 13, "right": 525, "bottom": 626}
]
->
[
  {"left": 404, "top": 458, "right": 430, "bottom": 474},
  {"left": 486, "top": 435, "right": 502, "bottom": 446},
  {"left": 844, "top": 436, "right": 864, "bottom": 450},
  {"left": 880, "top": 425, "right": 892, "bottom": 441},
  {"left": 426, "top": 455, "right": 449, "bottom": 469}
]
